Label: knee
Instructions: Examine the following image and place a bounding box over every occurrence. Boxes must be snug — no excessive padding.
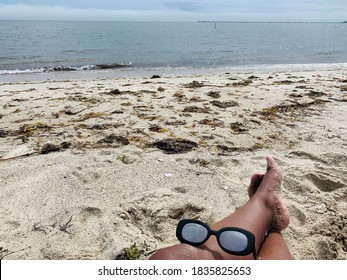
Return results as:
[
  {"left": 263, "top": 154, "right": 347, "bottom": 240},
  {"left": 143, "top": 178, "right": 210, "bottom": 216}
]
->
[{"left": 149, "top": 244, "right": 200, "bottom": 260}]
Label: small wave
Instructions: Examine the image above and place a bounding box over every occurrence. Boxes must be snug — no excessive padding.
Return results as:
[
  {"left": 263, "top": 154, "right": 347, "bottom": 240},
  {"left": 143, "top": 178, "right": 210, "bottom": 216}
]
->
[{"left": 0, "top": 63, "right": 132, "bottom": 75}]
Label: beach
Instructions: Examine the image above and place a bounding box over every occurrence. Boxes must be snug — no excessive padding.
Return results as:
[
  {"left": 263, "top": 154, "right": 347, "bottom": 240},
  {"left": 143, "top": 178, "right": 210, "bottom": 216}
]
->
[{"left": 0, "top": 68, "right": 346, "bottom": 260}]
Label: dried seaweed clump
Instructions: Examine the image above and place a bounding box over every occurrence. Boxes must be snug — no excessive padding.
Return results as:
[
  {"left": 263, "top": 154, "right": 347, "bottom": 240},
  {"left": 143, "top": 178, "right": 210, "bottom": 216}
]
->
[
  {"left": 105, "top": 89, "right": 122, "bottom": 95},
  {"left": 259, "top": 100, "right": 328, "bottom": 121},
  {"left": 40, "top": 142, "right": 61, "bottom": 154},
  {"left": 97, "top": 134, "right": 129, "bottom": 146},
  {"left": 39, "top": 141, "right": 71, "bottom": 154},
  {"left": 182, "top": 106, "right": 210, "bottom": 113},
  {"left": 210, "top": 100, "right": 238, "bottom": 108},
  {"left": 232, "top": 79, "right": 253, "bottom": 86},
  {"left": 152, "top": 138, "right": 198, "bottom": 154},
  {"left": 184, "top": 81, "right": 205, "bottom": 88},
  {"left": 206, "top": 91, "right": 221, "bottom": 99},
  {"left": 230, "top": 122, "right": 249, "bottom": 133}
]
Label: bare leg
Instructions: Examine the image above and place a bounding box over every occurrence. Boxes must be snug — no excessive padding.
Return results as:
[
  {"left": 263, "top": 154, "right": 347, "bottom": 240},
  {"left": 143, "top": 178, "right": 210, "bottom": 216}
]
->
[
  {"left": 249, "top": 174, "right": 293, "bottom": 260},
  {"left": 149, "top": 156, "right": 290, "bottom": 260},
  {"left": 257, "top": 231, "right": 293, "bottom": 260}
]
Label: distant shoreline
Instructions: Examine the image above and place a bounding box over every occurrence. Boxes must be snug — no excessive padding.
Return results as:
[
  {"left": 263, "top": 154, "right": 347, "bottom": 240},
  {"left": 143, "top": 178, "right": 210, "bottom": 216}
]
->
[{"left": 198, "top": 21, "right": 345, "bottom": 24}]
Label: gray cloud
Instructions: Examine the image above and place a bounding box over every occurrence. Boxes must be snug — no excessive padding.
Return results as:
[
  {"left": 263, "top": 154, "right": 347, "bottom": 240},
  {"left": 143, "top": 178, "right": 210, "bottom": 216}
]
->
[
  {"left": 164, "top": 1, "right": 201, "bottom": 12},
  {"left": 0, "top": 1, "right": 346, "bottom": 21}
]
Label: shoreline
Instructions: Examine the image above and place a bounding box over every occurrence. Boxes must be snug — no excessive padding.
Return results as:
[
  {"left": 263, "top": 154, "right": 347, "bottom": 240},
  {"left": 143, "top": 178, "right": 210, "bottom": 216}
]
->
[
  {"left": 1, "top": 62, "right": 347, "bottom": 83},
  {"left": 1, "top": 68, "right": 346, "bottom": 260}
]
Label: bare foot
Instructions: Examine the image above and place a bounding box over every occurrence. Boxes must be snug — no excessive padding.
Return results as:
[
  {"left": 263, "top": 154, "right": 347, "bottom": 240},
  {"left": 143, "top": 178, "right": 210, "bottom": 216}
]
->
[
  {"left": 247, "top": 173, "right": 264, "bottom": 198},
  {"left": 248, "top": 156, "right": 290, "bottom": 231}
]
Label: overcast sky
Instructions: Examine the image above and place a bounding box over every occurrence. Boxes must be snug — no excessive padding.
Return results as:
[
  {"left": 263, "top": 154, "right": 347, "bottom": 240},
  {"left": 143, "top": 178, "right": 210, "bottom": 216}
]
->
[{"left": 0, "top": 0, "right": 346, "bottom": 21}]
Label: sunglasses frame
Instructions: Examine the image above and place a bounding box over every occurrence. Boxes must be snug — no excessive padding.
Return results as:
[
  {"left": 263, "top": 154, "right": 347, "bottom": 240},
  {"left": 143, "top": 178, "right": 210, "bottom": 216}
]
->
[{"left": 176, "top": 219, "right": 256, "bottom": 259}]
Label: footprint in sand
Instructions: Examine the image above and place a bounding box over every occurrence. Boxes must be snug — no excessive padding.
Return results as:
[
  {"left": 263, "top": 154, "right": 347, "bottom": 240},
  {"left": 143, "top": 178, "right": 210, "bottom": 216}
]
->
[
  {"left": 39, "top": 207, "right": 113, "bottom": 259},
  {"left": 117, "top": 191, "right": 206, "bottom": 243},
  {"left": 306, "top": 170, "right": 346, "bottom": 193}
]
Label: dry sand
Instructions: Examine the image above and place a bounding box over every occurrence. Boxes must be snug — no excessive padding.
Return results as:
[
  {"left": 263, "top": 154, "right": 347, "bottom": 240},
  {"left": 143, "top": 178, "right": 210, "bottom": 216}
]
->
[{"left": 0, "top": 69, "right": 346, "bottom": 260}]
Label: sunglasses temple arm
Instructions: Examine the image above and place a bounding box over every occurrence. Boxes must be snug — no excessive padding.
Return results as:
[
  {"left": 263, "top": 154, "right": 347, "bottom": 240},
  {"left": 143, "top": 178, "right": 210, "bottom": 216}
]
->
[{"left": 252, "top": 248, "right": 257, "bottom": 260}]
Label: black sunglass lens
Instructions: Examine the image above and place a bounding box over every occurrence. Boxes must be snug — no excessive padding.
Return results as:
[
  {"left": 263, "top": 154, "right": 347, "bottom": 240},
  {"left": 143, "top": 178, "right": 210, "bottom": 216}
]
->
[
  {"left": 219, "top": 231, "right": 248, "bottom": 252},
  {"left": 181, "top": 223, "right": 208, "bottom": 244}
]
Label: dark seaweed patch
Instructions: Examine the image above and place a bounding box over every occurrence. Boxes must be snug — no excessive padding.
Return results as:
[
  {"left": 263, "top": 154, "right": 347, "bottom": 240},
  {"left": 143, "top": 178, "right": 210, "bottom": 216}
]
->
[
  {"left": 152, "top": 138, "right": 198, "bottom": 154},
  {"left": 97, "top": 134, "right": 129, "bottom": 145},
  {"left": 210, "top": 100, "right": 238, "bottom": 108}
]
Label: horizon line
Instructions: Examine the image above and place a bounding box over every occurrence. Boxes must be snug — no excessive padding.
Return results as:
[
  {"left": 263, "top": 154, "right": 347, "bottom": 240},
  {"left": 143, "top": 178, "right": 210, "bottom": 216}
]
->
[{"left": 0, "top": 19, "right": 346, "bottom": 23}]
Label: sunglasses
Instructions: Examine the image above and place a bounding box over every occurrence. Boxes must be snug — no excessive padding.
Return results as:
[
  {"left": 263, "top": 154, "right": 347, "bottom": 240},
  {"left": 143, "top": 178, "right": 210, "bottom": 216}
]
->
[{"left": 176, "top": 219, "right": 256, "bottom": 259}]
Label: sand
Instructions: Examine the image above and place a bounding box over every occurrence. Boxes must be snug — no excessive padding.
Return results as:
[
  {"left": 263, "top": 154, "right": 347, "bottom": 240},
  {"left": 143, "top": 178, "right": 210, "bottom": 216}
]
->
[{"left": 0, "top": 69, "right": 346, "bottom": 260}]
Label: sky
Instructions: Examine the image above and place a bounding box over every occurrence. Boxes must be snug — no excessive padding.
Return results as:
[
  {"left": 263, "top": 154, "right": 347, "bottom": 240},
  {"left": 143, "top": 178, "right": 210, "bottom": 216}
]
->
[{"left": 0, "top": 0, "right": 346, "bottom": 22}]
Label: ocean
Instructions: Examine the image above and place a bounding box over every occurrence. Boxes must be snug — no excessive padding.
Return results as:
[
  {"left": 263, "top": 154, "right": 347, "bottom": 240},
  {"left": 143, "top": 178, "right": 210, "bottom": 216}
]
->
[{"left": 1, "top": 20, "right": 347, "bottom": 80}]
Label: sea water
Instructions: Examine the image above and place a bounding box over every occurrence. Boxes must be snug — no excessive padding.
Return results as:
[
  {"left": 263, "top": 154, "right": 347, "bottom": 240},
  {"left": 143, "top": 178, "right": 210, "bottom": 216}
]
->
[{"left": 0, "top": 20, "right": 347, "bottom": 80}]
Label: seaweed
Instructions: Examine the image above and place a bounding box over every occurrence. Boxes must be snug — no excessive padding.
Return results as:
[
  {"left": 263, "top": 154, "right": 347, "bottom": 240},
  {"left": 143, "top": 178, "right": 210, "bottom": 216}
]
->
[
  {"left": 173, "top": 92, "right": 188, "bottom": 102},
  {"left": 248, "top": 75, "right": 259, "bottom": 80},
  {"left": 152, "top": 138, "right": 198, "bottom": 154},
  {"left": 136, "top": 113, "right": 160, "bottom": 121},
  {"left": 0, "top": 129, "right": 6, "bottom": 138},
  {"left": 217, "top": 145, "right": 244, "bottom": 153},
  {"left": 307, "top": 90, "right": 327, "bottom": 97},
  {"left": 40, "top": 142, "right": 61, "bottom": 154},
  {"left": 232, "top": 80, "right": 253, "bottom": 86},
  {"left": 148, "top": 125, "right": 169, "bottom": 133},
  {"left": 67, "top": 96, "right": 100, "bottom": 104},
  {"left": 259, "top": 100, "right": 329, "bottom": 121},
  {"left": 18, "top": 122, "right": 51, "bottom": 137},
  {"left": 90, "top": 124, "right": 113, "bottom": 130},
  {"left": 97, "top": 134, "right": 129, "bottom": 146},
  {"left": 117, "top": 155, "right": 129, "bottom": 164},
  {"left": 105, "top": 89, "right": 122, "bottom": 95},
  {"left": 216, "top": 143, "right": 262, "bottom": 154},
  {"left": 127, "top": 135, "right": 150, "bottom": 148},
  {"left": 274, "top": 80, "right": 294, "bottom": 85},
  {"left": 184, "top": 81, "right": 205, "bottom": 88},
  {"left": 133, "top": 105, "right": 153, "bottom": 112},
  {"left": 138, "top": 90, "right": 157, "bottom": 94},
  {"left": 199, "top": 118, "right": 224, "bottom": 127},
  {"left": 165, "top": 120, "right": 187, "bottom": 126},
  {"left": 182, "top": 106, "right": 210, "bottom": 113},
  {"left": 111, "top": 110, "right": 124, "bottom": 114},
  {"left": 210, "top": 100, "right": 238, "bottom": 108},
  {"left": 230, "top": 122, "right": 249, "bottom": 133},
  {"left": 115, "top": 243, "right": 144, "bottom": 260},
  {"left": 74, "top": 112, "right": 109, "bottom": 122},
  {"left": 189, "top": 96, "right": 205, "bottom": 103},
  {"left": 206, "top": 91, "right": 221, "bottom": 99}
]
